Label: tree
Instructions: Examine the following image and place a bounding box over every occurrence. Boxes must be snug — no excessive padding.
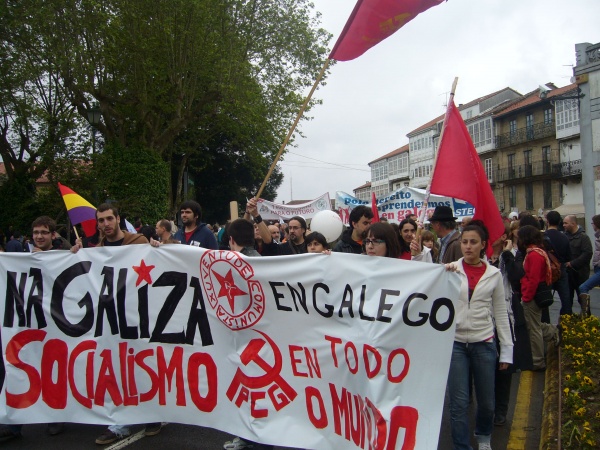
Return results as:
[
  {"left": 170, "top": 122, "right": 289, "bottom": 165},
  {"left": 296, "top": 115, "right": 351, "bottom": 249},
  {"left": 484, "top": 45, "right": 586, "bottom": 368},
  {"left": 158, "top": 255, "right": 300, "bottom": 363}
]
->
[
  {"left": 1, "top": 0, "right": 332, "bottom": 228},
  {"left": 0, "top": 0, "right": 89, "bottom": 232}
]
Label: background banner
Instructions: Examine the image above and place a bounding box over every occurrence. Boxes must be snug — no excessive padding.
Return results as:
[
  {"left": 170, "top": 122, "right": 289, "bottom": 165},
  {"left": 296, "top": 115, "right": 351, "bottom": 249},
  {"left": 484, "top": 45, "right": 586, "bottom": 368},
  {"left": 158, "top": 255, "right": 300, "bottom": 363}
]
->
[
  {"left": 256, "top": 193, "right": 331, "bottom": 221},
  {"left": 336, "top": 187, "right": 475, "bottom": 224},
  {"left": 0, "top": 247, "right": 460, "bottom": 450}
]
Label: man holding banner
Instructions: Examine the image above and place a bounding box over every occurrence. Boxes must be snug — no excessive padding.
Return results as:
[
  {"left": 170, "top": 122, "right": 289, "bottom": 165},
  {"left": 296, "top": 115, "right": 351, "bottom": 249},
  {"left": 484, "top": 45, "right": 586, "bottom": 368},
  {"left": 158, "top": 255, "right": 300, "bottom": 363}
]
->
[
  {"left": 0, "top": 216, "right": 67, "bottom": 442},
  {"left": 71, "top": 204, "right": 162, "bottom": 444},
  {"left": 246, "top": 198, "right": 308, "bottom": 255}
]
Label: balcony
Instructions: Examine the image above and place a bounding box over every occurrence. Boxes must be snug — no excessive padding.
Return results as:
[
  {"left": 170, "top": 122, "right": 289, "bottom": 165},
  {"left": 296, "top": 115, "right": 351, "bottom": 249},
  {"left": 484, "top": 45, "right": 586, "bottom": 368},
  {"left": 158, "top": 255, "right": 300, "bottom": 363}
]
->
[
  {"left": 495, "top": 122, "right": 555, "bottom": 148},
  {"left": 496, "top": 160, "right": 556, "bottom": 183},
  {"left": 555, "top": 159, "right": 582, "bottom": 178}
]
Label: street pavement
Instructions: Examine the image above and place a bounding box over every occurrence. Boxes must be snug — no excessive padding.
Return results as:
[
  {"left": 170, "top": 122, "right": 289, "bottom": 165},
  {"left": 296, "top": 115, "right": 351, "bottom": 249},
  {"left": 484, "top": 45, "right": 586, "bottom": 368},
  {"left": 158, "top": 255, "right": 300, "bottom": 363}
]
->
[{"left": 1, "top": 291, "right": 597, "bottom": 450}]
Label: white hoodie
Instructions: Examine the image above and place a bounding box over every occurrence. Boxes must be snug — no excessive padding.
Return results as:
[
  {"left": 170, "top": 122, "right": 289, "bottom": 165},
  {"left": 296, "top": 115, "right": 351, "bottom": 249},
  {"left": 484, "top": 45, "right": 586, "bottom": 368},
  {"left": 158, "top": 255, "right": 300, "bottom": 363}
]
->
[{"left": 447, "top": 258, "right": 513, "bottom": 364}]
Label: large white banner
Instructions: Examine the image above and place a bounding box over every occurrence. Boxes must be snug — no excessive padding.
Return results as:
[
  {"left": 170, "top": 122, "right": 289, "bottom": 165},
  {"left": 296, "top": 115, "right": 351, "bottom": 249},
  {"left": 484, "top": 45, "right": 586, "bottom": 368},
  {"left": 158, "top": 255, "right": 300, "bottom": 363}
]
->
[
  {"left": 336, "top": 187, "right": 476, "bottom": 224},
  {"left": 0, "top": 247, "right": 460, "bottom": 450},
  {"left": 256, "top": 193, "right": 331, "bottom": 221}
]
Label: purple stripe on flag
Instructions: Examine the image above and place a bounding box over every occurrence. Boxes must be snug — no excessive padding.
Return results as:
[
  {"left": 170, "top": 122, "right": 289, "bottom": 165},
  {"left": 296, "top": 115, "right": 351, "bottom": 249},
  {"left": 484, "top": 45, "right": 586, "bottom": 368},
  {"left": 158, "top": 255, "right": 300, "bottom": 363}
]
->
[{"left": 68, "top": 205, "right": 97, "bottom": 225}]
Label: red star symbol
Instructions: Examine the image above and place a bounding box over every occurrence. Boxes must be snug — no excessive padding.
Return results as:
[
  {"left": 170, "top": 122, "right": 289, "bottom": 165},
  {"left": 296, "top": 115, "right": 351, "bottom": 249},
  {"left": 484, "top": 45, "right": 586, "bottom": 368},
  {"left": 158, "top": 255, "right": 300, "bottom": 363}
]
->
[
  {"left": 214, "top": 269, "right": 247, "bottom": 313},
  {"left": 132, "top": 259, "right": 155, "bottom": 287}
]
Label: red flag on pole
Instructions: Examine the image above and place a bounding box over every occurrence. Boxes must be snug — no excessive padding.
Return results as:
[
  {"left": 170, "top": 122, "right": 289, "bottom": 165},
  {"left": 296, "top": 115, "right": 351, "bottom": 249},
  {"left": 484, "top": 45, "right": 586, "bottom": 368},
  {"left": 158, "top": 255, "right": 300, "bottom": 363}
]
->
[
  {"left": 329, "top": 0, "right": 444, "bottom": 61},
  {"left": 430, "top": 100, "right": 504, "bottom": 254},
  {"left": 371, "top": 191, "right": 380, "bottom": 223}
]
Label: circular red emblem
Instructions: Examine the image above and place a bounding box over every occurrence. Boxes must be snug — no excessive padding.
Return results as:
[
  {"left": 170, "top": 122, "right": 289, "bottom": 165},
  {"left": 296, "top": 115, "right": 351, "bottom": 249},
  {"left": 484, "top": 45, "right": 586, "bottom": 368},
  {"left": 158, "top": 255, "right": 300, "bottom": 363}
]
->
[{"left": 200, "top": 250, "right": 265, "bottom": 330}]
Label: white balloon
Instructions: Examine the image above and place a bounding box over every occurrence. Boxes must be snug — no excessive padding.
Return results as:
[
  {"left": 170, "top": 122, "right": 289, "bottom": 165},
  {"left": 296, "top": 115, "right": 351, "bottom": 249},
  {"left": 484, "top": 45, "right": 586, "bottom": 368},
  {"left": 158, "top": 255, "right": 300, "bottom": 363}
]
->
[{"left": 309, "top": 210, "right": 344, "bottom": 243}]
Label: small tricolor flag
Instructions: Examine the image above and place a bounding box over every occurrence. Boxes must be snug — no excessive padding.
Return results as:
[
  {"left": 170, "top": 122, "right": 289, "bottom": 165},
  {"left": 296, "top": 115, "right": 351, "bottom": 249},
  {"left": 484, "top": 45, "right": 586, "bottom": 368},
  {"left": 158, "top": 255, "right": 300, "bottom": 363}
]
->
[{"left": 58, "top": 183, "right": 97, "bottom": 237}]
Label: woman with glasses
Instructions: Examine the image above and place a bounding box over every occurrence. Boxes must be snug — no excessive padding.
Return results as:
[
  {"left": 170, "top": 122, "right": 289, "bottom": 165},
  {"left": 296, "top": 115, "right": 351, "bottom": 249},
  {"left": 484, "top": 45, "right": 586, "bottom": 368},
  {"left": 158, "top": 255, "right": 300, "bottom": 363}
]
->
[
  {"left": 445, "top": 220, "right": 513, "bottom": 450},
  {"left": 398, "top": 218, "right": 433, "bottom": 262},
  {"left": 364, "top": 222, "right": 401, "bottom": 258}
]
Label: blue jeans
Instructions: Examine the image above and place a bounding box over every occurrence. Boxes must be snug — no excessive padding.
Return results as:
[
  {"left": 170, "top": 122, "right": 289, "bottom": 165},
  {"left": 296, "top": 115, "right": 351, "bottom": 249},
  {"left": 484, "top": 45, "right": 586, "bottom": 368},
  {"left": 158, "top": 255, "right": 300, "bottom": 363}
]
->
[
  {"left": 448, "top": 341, "right": 496, "bottom": 450},
  {"left": 580, "top": 266, "right": 600, "bottom": 294},
  {"left": 554, "top": 266, "right": 572, "bottom": 315}
]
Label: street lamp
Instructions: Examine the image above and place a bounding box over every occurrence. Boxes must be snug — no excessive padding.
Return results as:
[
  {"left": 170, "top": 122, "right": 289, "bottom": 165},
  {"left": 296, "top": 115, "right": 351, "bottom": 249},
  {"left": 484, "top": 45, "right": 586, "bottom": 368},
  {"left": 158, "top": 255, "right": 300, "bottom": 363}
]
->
[{"left": 86, "top": 102, "right": 101, "bottom": 155}]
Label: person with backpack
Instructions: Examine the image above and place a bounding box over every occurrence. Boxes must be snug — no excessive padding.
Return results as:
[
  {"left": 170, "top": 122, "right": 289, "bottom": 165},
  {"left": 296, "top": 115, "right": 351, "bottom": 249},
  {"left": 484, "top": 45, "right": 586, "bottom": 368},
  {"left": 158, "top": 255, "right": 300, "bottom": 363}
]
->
[
  {"left": 544, "top": 211, "right": 573, "bottom": 315},
  {"left": 518, "top": 225, "right": 562, "bottom": 371}
]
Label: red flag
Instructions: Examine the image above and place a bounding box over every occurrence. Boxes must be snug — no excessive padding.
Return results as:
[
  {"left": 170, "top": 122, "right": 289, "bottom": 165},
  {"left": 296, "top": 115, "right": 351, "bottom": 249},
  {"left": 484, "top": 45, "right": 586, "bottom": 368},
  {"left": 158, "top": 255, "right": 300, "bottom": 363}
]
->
[
  {"left": 430, "top": 100, "right": 504, "bottom": 255},
  {"left": 329, "top": 0, "right": 444, "bottom": 61},
  {"left": 371, "top": 191, "right": 380, "bottom": 223}
]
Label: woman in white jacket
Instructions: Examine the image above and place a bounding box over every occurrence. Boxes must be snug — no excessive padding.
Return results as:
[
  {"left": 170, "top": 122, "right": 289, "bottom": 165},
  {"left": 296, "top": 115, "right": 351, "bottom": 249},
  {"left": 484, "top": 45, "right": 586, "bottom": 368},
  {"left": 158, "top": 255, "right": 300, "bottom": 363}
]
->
[{"left": 446, "top": 221, "right": 513, "bottom": 450}]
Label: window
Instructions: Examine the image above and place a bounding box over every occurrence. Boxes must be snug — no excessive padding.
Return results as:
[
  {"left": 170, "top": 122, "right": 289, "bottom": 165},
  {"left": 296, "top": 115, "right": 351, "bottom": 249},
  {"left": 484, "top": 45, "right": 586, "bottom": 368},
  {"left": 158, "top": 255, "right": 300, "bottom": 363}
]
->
[
  {"left": 526, "top": 113, "right": 534, "bottom": 139},
  {"left": 373, "top": 184, "right": 388, "bottom": 198},
  {"left": 542, "top": 146, "right": 551, "bottom": 162},
  {"left": 485, "top": 158, "right": 493, "bottom": 182},
  {"left": 544, "top": 108, "right": 553, "bottom": 125},
  {"left": 371, "top": 161, "right": 388, "bottom": 182},
  {"left": 556, "top": 99, "right": 580, "bottom": 131},
  {"left": 508, "top": 186, "right": 517, "bottom": 208},
  {"left": 466, "top": 111, "right": 472, "bottom": 119},
  {"left": 389, "top": 154, "right": 408, "bottom": 176},
  {"left": 543, "top": 181, "right": 552, "bottom": 208},
  {"left": 524, "top": 149, "right": 532, "bottom": 176},
  {"left": 525, "top": 184, "right": 533, "bottom": 210},
  {"left": 468, "top": 118, "right": 493, "bottom": 148},
  {"left": 509, "top": 120, "right": 517, "bottom": 135},
  {"left": 542, "top": 146, "right": 552, "bottom": 174},
  {"left": 508, "top": 153, "right": 515, "bottom": 179}
]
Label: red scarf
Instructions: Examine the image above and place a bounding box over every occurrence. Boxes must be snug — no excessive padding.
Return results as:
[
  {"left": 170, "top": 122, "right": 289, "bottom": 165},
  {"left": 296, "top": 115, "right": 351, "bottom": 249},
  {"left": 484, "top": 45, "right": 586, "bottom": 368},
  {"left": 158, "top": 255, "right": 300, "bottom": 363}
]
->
[{"left": 526, "top": 246, "right": 552, "bottom": 285}]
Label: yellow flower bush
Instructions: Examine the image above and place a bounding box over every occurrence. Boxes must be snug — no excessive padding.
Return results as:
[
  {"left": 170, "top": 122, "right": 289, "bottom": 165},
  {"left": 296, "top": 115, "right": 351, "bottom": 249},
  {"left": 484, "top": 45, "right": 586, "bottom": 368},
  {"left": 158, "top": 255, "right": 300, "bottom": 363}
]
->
[{"left": 561, "top": 314, "right": 600, "bottom": 449}]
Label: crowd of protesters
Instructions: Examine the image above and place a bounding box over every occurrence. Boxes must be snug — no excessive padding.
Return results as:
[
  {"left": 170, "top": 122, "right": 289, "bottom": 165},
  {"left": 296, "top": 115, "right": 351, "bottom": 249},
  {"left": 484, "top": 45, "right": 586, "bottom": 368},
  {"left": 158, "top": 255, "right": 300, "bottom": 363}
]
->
[{"left": 0, "top": 199, "right": 595, "bottom": 450}]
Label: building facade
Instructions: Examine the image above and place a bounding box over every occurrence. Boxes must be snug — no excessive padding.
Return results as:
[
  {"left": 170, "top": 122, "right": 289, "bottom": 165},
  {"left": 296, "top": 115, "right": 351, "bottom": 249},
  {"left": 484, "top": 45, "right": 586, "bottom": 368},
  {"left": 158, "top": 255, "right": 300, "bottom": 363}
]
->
[
  {"left": 493, "top": 84, "right": 580, "bottom": 215},
  {"left": 574, "top": 41, "right": 600, "bottom": 240},
  {"left": 354, "top": 82, "right": 584, "bottom": 221},
  {"left": 367, "top": 144, "right": 409, "bottom": 197}
]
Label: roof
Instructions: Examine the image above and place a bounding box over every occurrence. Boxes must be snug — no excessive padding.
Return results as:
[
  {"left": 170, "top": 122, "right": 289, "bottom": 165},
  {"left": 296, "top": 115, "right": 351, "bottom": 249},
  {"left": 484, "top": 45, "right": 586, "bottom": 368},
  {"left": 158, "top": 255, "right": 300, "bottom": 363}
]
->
[
  {"left": 407, "top": 87, "right": 520, "bottom": 136},
  {"left": 493, "top": 83, "right": 577, "bottom": 118},
  {"left": 353, "top": 181, "right": 372, "bottom": 191},
  {"left": 369, "top": 143, "right": 409, "bottom": 165}
]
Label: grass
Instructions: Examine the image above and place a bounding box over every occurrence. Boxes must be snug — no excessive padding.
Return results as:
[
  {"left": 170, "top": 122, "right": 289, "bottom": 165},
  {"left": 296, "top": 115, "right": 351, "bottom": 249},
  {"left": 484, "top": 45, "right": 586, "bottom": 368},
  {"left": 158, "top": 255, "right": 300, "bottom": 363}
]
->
[{"left": 560, "top": 314, "right": 600, "bottom": 449}]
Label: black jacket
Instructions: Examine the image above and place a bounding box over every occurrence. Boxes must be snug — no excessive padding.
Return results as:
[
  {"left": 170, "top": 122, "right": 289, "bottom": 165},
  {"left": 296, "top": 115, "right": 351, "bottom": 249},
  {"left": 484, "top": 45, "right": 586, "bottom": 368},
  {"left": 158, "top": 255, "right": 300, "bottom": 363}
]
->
[{"left": 333, "top": 229, "right": 362, "bottom": 254}]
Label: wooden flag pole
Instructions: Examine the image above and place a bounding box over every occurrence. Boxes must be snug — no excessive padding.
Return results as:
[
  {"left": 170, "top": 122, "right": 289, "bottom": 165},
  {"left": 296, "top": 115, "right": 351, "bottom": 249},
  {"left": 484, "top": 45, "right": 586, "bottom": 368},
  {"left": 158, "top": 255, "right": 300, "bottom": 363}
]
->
[
  {"left": 417, "top": 77, "right": 459, "bottom": 235},
  {"left": 255, "top": 58, "right": 331, "bottom": 199},
  {"left": 73, "top": 225, "right": 80, "bottom": 241},
  {"left": 230, "top": 201, "right": 239, "bottom": 221}
]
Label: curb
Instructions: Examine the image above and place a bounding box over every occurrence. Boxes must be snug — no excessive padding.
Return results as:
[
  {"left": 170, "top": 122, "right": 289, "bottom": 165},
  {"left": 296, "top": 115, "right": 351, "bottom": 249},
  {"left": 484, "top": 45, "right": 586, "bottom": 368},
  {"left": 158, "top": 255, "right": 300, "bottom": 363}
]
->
[{"left": 539, "top": 343, "right": 559, "bottom": 450}]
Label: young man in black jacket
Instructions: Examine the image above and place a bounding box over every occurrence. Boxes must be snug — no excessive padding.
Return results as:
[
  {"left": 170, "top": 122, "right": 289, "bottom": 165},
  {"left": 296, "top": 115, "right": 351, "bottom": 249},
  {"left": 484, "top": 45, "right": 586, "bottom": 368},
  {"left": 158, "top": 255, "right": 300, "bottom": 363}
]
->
[{"left": 333, "top": 205, "right": 373, "bottom": 254}]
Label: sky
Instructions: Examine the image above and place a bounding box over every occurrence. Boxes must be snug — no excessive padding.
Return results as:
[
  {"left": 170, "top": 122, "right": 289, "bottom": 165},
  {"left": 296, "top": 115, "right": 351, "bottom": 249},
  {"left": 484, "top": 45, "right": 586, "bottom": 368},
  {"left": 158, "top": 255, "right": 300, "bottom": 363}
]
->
[{"left": 273, "top": 0, "right": 600, "bottom": 203}]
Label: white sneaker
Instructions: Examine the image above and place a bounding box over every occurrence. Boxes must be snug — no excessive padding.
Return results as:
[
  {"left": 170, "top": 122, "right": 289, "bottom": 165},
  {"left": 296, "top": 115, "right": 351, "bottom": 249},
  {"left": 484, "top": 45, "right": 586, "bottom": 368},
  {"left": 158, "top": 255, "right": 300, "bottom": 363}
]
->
[
  {"left": 479, "top": 442, "right": 492, "bottom": 450},
  {"left": 223, "top": 437, "right": 254, "bottom": 449}
]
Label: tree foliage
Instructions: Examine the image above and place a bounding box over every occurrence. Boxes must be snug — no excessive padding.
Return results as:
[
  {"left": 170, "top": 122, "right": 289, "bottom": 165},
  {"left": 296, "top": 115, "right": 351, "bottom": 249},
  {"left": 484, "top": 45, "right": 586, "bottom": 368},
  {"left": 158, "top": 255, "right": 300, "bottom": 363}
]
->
[
  {"left": 0, "top": 0, "right": 332, "bottom": 231},
  {"left": 94, "top": 143, "right": 170, "bottom": 224}
]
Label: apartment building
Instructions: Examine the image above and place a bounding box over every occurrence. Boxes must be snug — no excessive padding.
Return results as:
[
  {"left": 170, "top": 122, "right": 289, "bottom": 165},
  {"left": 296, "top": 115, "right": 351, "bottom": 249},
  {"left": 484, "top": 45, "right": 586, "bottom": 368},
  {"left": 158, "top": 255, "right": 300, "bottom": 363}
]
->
[
  {"left": 354, "top": 82, "right": 584, "bottom": 219},
  {"left": 493, "top": 83, "right": 580, "bottom": 214}
]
